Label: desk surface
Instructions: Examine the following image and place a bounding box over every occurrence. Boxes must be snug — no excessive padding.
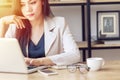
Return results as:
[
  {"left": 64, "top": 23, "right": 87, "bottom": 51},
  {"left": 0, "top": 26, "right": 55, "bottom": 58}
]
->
[{"left": 0, "top": 61, "right": 120, "bottom": 80}]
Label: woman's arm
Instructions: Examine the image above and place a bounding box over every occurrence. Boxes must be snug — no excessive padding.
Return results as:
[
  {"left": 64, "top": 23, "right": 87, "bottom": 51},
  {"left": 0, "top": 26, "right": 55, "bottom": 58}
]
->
[
  {"left": 0, "top": 19, "right": 9, "bottom": 37},
  {"left": 47, "top": 17, "right": 80, "bottom": 65}
]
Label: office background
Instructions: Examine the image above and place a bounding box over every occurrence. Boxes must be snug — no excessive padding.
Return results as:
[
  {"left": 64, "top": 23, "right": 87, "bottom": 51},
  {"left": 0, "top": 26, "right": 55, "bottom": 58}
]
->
[{"left": 51, "top": 4, "right": 120, "bottom": 61}]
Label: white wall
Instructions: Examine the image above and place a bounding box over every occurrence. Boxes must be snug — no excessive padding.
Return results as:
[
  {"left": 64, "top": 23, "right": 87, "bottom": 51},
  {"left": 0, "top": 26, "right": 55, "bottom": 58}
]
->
[{"left": 51, "top": 4, "right": 120, "bottom": 61}]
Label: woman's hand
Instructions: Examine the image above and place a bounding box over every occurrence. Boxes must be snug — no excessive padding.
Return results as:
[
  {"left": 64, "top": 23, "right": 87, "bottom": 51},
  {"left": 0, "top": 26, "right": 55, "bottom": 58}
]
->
[
  {"left": 0, "top": 15, "right": 27, "bottom": 37},
  {"left": 0, "top": 15, "right": 26, "bottom": 29},
  {"left": 24, "top": 58, "right": 43, "bottom": 66},
  {"left": 24, "top": 57, "right": 55, "bottom": 66}
]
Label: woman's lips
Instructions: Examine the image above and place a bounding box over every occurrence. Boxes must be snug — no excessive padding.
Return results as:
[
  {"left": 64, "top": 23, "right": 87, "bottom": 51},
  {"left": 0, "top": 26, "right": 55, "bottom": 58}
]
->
[{"left": 26, "top": 13, "right": 34, "bottom": 17}]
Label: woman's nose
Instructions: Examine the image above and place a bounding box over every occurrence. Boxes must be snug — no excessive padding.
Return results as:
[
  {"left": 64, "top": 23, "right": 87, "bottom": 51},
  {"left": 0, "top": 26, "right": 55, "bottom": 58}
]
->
[{"left": 25, "top": 4, "right": 32, "bottom": 12}]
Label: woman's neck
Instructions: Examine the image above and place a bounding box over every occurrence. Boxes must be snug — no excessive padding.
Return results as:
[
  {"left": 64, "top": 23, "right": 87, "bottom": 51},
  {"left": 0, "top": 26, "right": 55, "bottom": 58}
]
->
[{"left": 30, "top": 16, "right": 44, "bottom": 28}]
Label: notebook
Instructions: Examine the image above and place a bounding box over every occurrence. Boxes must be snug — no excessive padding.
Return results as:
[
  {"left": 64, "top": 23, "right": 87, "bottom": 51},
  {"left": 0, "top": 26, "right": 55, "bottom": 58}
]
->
[{"left": 0, "top": 38, "right": 47, "bottom": 74}]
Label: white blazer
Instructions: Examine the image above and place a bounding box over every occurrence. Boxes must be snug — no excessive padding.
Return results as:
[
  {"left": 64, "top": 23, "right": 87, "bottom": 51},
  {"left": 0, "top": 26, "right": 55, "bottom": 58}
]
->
[{"left": 5, "top": 17, "right": 80, "bottom": 65}]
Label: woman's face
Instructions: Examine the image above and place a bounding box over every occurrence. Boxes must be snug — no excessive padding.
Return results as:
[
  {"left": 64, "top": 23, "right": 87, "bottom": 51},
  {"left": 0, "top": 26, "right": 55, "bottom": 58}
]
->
[{"left": 20, "top": 0, "right": 43, "bottom": 21}]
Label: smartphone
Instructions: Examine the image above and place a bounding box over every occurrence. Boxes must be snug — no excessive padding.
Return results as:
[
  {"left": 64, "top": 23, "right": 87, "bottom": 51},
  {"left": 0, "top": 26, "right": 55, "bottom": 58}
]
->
[{"left": 38, "top": 69, "right": 58, "bottom": 76}]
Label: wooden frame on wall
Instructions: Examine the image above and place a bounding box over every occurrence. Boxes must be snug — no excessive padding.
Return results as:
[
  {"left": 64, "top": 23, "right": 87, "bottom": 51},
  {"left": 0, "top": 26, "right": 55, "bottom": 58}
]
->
[{"left": 97, "top": 11, "right": 120, "bottom": 40}]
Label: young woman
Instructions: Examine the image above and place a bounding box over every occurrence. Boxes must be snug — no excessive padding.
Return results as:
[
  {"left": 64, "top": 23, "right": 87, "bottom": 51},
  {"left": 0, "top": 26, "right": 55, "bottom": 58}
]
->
[{"left": 0, "top": 0, "right": 80, "bottom": 66}]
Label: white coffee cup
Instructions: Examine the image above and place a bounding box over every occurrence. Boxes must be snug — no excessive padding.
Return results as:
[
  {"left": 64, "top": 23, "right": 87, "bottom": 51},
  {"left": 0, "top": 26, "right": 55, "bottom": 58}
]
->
[{"left": 87, "top": 57, "right": 104, "bottom": 71}]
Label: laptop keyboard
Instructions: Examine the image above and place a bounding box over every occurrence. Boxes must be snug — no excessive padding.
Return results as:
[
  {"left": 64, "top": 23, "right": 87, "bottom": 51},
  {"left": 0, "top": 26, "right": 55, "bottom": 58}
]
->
[{"left": 27, "top": 66, "right": 37, "bottom": 70}]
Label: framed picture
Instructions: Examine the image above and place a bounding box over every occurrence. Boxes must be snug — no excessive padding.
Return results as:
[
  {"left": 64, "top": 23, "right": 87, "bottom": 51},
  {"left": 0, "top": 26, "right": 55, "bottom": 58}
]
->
[{"left": 97, "top": 11, "right": 120, "bottom": 40}]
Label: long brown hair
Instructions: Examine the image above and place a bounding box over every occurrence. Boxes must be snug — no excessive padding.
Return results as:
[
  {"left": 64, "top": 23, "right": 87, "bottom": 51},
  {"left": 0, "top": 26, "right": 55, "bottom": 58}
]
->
[{"left": 12, "top": 0, "right": 53, "bottom": 57}]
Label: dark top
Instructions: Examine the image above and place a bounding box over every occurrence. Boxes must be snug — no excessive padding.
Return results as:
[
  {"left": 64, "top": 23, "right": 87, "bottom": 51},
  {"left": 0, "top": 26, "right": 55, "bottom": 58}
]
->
[{"left": 28, "top": 34, "right": 45, "bottom": 58}]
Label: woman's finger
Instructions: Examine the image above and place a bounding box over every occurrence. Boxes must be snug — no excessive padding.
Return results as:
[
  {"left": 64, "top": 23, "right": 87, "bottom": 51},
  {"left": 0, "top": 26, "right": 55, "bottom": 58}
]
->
[
  {"left": 24, "top": 58, "right": 31, "bottom": 65},
  {"left": 17, "top": 16, "right": 27, "bottom": 20},
  {"left": 13, "top": 16, "right": 26, "bottom": 29}
]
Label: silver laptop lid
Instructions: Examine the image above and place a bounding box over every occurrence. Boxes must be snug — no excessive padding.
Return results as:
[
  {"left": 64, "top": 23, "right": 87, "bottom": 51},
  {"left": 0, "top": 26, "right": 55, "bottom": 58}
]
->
[{"left": 0, "top": 38, "right": 29, "bottom": 73}]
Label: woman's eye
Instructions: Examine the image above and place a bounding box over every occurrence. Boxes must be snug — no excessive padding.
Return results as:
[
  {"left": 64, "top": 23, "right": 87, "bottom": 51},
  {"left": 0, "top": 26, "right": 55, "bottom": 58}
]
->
[{"left": 30, "top": 1, "right": 36, "bottom": 5}]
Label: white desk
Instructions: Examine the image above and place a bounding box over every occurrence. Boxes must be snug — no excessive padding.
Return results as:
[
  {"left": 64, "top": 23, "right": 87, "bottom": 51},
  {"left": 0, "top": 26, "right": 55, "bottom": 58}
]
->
[{"left": 0, "top": 61, "right": 120, "bottom": 80}]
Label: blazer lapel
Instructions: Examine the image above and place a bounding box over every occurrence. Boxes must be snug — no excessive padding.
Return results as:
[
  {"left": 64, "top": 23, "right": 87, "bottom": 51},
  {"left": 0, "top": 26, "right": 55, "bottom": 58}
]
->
[{"left": 44, "top": 18, "right": 56, "bottom": 55}]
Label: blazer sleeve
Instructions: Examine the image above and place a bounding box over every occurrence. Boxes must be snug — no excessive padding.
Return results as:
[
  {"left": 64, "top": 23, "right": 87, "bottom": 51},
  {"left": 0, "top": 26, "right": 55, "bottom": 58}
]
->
[
  {"left": 48, "top": 17, "right": 81, "bottom": 65},
  {"left": 5, "top": 24, "right": 16, "bottom": 38}
]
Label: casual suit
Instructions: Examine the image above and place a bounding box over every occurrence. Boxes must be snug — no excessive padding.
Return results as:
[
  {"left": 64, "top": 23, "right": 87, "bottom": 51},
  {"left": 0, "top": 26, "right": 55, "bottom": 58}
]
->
[{"left": 5, "top": 17, "right": 80, "bottom": 65}]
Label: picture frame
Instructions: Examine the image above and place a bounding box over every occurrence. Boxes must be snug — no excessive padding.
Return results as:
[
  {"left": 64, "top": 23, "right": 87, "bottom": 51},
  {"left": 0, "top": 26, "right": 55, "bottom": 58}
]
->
[{"left": 97, "top": 11, "right": 120, "bottom": 40}]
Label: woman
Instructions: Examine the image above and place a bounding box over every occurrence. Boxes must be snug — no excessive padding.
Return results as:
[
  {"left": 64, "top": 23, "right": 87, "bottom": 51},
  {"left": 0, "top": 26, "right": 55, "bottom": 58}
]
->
[{"left": 0, "top": 0, "right": 80, "bottom": 66}]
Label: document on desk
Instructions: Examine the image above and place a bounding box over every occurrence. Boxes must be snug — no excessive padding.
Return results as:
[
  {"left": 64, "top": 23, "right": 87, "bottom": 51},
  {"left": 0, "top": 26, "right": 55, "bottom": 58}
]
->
[{"left": 52, "top": 65, "right": 67, "bottom": 70}]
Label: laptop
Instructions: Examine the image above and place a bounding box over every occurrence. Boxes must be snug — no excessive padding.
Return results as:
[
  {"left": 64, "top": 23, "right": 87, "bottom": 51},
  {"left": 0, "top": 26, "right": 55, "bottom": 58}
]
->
[{"left": 0, "top": 38, "right": 47, "bottom": 74}]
